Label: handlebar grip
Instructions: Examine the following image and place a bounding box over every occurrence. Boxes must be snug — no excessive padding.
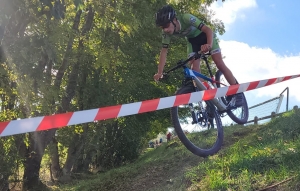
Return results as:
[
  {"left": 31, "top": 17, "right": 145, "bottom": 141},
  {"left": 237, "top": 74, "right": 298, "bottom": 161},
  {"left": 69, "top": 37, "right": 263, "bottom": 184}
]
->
[{"left": 158, "top": 73, "right": 169, "bottom": 82}]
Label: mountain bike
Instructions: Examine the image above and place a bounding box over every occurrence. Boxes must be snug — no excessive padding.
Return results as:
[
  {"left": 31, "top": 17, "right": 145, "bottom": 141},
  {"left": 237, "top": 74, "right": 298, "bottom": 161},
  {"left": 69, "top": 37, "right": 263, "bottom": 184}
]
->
[{"left": 160, "top": 52, "right": 249, "bottom": 157}]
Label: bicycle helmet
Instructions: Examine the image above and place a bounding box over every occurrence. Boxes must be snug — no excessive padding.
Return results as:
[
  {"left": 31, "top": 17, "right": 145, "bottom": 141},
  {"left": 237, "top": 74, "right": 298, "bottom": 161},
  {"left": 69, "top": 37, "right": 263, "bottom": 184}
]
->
[{"left": 155, "top": 5, "right": 176, "bottom": 27}]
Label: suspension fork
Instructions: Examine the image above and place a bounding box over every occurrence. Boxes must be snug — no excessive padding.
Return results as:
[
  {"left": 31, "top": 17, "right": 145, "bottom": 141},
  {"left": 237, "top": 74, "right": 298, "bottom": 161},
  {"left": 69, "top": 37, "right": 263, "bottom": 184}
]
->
[
  {"left": 188, "top": 103, "right": 198, "bottom": 124},
  {"left": 189, "top": 102, "right": 207, "bottom": 125},
  {"left": 187, "top": 82, "right": 208, "bottom": 124}
]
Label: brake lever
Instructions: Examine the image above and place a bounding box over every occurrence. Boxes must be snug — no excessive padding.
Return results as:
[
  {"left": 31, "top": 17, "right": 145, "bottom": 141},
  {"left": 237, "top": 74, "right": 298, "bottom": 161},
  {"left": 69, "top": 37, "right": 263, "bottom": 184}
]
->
[
  {"left": 163, "top": 72, "right": 169, "bottom": 79},
  {"left": 159, "top": 72, "right": 169, "bottom": 82}
]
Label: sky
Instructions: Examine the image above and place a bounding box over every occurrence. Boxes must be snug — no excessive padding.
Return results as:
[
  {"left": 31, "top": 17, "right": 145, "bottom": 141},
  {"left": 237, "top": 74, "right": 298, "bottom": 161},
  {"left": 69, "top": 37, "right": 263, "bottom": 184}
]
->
[{"left": 209, "top": 0, "right": 300, "bottom": 117}]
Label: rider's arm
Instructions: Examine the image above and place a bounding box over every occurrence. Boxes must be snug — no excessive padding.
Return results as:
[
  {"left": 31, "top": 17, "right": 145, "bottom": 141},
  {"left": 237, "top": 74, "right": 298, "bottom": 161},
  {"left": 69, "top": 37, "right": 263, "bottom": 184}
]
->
[
  {"left": 154, "top": 32, "right": 170, "bottom": 80},
  {"left": 200, "top": 25, "right": 213, "bottom": 48},
  {"left": 157, "top": 47, "right": 168, "bottom": 75}
]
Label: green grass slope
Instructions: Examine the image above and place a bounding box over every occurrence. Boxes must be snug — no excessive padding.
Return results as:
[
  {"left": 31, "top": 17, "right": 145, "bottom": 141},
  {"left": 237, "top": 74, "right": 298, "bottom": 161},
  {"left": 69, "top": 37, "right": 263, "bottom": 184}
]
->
[{"left": 53, "top": 109, "right": 300, "bottom": 191}]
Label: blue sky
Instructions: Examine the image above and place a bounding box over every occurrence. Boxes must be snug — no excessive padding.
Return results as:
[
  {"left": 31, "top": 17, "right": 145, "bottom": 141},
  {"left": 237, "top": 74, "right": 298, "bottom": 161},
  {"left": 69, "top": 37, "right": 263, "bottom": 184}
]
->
[
  {"left": 209, "top": 0, "right": 300, "bottom": 121},
  {"left": 220, "top": 0, "right": 300, "bottom": 55}
]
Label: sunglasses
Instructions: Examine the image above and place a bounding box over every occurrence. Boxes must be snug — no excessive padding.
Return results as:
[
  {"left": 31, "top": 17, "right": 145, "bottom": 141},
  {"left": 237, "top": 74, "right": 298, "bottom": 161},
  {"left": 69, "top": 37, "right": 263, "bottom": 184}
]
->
[{"left": 160, "top": 22, "right": 171, "bottom": 29}]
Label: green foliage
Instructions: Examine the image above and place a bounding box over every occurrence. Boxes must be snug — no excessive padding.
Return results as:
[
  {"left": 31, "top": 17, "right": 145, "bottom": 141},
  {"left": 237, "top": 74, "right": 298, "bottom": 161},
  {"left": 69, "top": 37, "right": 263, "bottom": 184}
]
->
[
  {"left": 0, "top": 136, "right": 22, "bottom": 187},
  {"left": 0, "top": 0, "right": 226, "bottom": 187}
]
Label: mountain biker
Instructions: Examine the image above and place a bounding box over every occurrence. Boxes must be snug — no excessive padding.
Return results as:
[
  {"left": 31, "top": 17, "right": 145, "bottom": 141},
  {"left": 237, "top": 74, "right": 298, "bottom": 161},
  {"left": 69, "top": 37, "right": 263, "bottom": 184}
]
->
[{"left": 153, "top": 5, "right": 243, "bottom": 107}]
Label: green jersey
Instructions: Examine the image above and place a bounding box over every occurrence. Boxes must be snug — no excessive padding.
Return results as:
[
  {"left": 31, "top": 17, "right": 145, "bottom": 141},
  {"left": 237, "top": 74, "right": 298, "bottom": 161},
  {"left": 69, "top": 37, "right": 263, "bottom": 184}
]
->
[{"left": 162, "top": 13, "right": 204, "bottom": 46}]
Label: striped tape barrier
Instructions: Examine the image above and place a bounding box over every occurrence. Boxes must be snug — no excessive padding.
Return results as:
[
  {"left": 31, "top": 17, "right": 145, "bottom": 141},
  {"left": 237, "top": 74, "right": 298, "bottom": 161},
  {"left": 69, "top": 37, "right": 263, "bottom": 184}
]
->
[{"left": 0, "top": 74, "right": 299, "bottom": 137}]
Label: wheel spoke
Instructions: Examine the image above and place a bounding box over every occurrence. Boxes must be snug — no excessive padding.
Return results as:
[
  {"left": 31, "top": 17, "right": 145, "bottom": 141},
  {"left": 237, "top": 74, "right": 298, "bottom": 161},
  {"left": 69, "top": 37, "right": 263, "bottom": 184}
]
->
[{"left": 171, "top": 85, "right": 223, "bottom": 157}]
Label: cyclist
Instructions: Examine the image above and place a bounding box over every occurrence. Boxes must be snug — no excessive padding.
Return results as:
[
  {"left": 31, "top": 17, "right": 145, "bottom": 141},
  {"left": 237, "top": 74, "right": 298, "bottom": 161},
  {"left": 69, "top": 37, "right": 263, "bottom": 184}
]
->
[{"left": 153, "top": 5, "right": 243, "bottom": 107}]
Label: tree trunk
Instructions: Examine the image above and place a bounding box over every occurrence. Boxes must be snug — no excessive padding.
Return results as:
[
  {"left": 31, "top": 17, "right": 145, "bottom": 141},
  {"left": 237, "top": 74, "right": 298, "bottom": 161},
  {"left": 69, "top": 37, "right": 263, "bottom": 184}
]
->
[
  {"left": 73, "top": 149, "right": 93, "bottom": 173},
  {"left": 22, "top": 132, "right": 48, "bottom": 191},
  {"left": 61, "top": 124, "right": 89, "bottom": 179},
  {"left": 53, "top": 6, "right": 94, "bottom": 181},
  {"left": 61, "top": 134, "right": 83, "bottom": 180},
  {"left": 49, "top": 137, "right": 61, "bottom": 181},
  {"left": 46, "top": 8, "right": 82, "bottom": 183},
  {"left": 53, "top": 9, "right": 82, "bottom": 88}
]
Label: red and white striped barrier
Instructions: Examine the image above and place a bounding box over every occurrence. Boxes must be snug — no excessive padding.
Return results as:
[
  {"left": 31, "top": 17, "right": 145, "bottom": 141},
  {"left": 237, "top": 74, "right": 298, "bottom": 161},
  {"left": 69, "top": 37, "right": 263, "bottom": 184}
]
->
[{"left": 0, "top": 74, "right": 299, "bottom": 137}]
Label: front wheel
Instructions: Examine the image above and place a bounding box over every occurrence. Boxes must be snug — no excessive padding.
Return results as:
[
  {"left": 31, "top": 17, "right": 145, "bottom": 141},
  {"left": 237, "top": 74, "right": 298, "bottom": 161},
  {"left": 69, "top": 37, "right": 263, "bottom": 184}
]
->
[
  {"left": 170, "top": 85, "right": 223, "bottom": 157},
  {"left": 215, "top": 70, "right": 249, "bottom": 124}
]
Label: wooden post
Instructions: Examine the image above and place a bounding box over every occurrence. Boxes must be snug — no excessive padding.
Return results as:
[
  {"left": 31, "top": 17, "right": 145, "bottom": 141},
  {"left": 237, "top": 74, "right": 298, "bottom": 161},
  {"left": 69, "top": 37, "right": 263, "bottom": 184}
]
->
[
  {"left": 254, "top": 116, "right": 258, "bottom": 125},
  {"left": 293, "top": 105, "right": 299, "bottom": 115},
  {"left": 271, "top": 111, "right": 276, "bottom": 119}
]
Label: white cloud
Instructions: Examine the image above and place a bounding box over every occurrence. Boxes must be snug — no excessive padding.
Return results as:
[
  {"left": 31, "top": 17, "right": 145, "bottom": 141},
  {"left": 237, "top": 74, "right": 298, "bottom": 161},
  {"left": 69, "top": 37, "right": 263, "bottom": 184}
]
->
[
  {"left": 207, "top": 0, "right": 300, "bottom": 114},
  {"left": 219, "top": 40, "right": 300, "bottom": 103},
  {"left": 210, "top": 0, "right": 257, "bottom": 26}
]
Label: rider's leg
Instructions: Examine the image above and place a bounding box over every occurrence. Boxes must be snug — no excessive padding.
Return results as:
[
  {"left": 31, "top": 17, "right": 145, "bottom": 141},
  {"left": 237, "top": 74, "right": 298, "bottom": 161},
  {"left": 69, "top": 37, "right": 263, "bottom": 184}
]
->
[
  {"left": 190, "top": 58, "right": 201, "bottom": 77},
  {"left": 190, "top": 59, "right": 211, "bottom": 89},
  {"left": 210, "top": 39, "right": 243, "bottom": 107},
  {"left": 187, "top": 41, "right": 204, "bottom": 82},
  {"left": 207, "top": 35, "right": 237, "bottom": 85},
  {"left": 211, "top": 52, "right": 237, "bottom": 85}
]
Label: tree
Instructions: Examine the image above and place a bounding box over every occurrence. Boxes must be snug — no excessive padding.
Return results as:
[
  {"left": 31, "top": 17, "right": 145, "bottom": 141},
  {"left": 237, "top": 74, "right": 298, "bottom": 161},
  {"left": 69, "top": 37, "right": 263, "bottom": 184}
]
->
[{"left": 0, "top": 0, "right": 225, "bottom": 189}]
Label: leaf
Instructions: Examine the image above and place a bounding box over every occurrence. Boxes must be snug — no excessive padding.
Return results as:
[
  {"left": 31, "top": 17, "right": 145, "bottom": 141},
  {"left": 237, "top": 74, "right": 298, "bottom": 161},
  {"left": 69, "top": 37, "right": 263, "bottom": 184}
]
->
[{"left": 73, "top": 0, "right": 84, "bottom": 10}]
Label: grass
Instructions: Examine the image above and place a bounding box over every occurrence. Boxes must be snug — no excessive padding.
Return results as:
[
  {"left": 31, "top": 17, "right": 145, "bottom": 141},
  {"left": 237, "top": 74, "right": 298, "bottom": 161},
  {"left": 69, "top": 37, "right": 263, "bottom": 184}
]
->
[{"left": 50, "top": 109, "right": 300, "bottom": 191}]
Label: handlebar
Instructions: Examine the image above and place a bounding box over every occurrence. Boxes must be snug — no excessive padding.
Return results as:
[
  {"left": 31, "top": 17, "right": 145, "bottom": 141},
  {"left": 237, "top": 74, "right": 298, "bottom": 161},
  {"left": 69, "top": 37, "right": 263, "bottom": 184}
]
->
[{"left": 159, "top": 52, "right": 210, "bottom": 81}]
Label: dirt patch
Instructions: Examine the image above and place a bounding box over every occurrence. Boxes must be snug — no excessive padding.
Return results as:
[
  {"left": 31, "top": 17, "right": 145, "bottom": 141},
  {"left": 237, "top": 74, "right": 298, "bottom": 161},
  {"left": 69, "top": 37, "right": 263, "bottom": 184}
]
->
[
  {"left": 50, "top": 142, "right": 202, "bottom": 191},
  {"left": 116, "top": 154, "right": 202, "bottom": 191}
]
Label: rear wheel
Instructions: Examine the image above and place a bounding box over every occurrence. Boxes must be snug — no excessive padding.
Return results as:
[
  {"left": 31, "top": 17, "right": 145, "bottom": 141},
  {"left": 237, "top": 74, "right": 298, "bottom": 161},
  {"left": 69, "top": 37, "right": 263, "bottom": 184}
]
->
[
  {"left": 215, "top": 70, "right": 249, "bottom": 124},
  {"left": 170, "top": 84, "right": 223, "bottom": 157}
]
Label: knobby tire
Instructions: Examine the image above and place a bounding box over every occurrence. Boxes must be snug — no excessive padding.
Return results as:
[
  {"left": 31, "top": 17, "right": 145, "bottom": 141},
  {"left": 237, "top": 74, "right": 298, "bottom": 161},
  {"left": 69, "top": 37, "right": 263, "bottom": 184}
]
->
[{"left": 170, "top": 85, "right": 223, "bottom": 157}]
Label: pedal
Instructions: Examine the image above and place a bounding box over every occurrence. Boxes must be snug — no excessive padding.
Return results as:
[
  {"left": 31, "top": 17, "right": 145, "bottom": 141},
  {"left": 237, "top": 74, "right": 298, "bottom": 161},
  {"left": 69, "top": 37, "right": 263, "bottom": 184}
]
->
[{"left": 226, "top": 97, "right": 237, "bottom": 109}]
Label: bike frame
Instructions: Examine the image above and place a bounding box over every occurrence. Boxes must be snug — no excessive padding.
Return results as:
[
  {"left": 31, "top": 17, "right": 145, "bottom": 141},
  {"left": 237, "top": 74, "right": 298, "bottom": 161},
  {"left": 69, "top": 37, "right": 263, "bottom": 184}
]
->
[
  {"left": 163, "top": 53, "right": 228, "bottom": 112},
  {"left": 182, "top": 66, "right": 227, "bottom": 112}
]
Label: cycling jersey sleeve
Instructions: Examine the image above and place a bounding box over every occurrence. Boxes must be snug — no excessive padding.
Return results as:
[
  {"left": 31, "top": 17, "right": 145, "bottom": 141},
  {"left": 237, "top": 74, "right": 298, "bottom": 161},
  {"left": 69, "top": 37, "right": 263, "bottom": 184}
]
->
[
  {"left": 161, "top": 31, "right": 171, "bottom": 48},
  {"left": 182, "top": 14, "right": 205, "bottom": 30}
]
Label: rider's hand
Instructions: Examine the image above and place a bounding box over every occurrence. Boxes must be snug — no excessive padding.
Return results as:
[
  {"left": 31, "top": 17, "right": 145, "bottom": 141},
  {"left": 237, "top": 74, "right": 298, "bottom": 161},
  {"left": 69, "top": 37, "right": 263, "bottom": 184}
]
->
[
  {"left": 154, "top": 73, "right": 163, "bottom": 81},
  {"left": 200, "top": 44, "right": 211, "bottom": 53}
]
